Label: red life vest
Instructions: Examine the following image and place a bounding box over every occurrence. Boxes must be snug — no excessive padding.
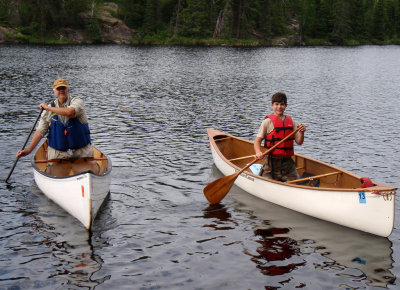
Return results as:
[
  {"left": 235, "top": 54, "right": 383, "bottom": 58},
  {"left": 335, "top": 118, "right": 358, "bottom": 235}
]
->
[{"left": 264, "top": 114, "right": 294, "bottom": 156}]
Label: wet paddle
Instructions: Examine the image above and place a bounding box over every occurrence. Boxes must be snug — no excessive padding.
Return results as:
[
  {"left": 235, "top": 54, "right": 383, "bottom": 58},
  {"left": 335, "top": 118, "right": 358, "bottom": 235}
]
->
[
  {"left": 203, "top": 127, "right": 300, "bottom": 204},
  {"left": 5, "top": 108, "right": 43, "bottom": 183}
]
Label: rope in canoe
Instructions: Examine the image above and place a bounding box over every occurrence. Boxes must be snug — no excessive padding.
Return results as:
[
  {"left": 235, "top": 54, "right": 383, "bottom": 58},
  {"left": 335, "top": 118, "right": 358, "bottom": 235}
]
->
[{"left": 371, "top": 190, "right": 396, "bottom": 201}]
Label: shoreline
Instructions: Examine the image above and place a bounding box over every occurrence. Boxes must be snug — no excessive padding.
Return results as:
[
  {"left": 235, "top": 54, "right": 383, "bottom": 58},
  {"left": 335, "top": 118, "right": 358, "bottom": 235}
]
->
[
  {"left": 1, "top": 39, "right": 400, "bottom": 47},
  {"left": 2, "top": 26, "right": 400, "bottom": 47}
]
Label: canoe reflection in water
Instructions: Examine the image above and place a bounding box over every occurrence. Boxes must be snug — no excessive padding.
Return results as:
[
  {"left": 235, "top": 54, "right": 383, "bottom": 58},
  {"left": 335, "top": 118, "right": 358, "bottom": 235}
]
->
[
  {"left": 27, "top": 185, "right": 111, "bottom": 288},
  {"left": 202, "top": 203, "right": 238, "bottom": 232},
  {"left": 245, "top": 228, "right": 306, "bottom": 277},
  {"left": 208, "top": 165, "right": 395, "bottom": 288}
]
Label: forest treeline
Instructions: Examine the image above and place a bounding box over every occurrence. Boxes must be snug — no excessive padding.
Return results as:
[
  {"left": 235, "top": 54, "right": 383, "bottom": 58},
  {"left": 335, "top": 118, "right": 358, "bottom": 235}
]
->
[{"left": 1, "top": 0, "right": 400, "bottom": 45}]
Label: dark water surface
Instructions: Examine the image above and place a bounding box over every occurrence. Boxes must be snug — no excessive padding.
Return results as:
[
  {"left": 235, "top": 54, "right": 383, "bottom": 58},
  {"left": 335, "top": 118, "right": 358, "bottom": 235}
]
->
[{"left": 0, "top": 45, "right": 399, "bottom": 289}]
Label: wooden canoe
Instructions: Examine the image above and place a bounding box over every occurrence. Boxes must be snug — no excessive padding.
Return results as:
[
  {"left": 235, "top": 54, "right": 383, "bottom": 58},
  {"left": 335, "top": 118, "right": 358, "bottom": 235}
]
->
[
  {"left": 206, "top": 128, "right": 396, "bottom": 237},
  {"left": 32, "top": 140, "right": 112, "bottom": 229}
]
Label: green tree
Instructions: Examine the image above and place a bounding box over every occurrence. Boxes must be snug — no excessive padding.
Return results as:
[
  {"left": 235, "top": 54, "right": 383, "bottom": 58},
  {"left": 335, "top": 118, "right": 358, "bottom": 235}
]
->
[
  {"left": 383, "top": 0, "right": 399, "bottom": 38},
  {"left": 86, "top": 1, "right": 101, "bottom": 43},
  {"left": 372, "top": 0, "right": 387, "bottom": 40},
  {"left": 347, "top": 0, "right": 368, "bottom": 41},
  {"left": 212, "top": 0, "right": 233, "bottom": 38},
  {"left": 0, "top": 0, "right": 9, "bottom": 24},
  {"left": 179, "top": 0, "right": 211, "bottom": 37},
  {"left": 16, "top": 0, "right": 90, "bottom": 37},
  {"left": 118, "top": 0, "right": 146, "bottom": 29},
  {"left": 251, "top": 0, "right": 288, "bottom": 38},
  {"left": 143, "top": 0, "right": 161, "bottom": 34}
]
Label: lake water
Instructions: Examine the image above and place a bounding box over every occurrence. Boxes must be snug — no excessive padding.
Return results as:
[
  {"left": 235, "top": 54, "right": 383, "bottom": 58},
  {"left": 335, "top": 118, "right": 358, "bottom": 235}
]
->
[{"left": 0, "top": 45, "right": 399, "bottom": 289}]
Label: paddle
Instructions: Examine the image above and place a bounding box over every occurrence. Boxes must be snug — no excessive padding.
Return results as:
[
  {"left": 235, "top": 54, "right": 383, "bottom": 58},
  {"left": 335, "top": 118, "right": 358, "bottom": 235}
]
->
[
  {"left": 203, "top": 127, "right": 301, "bottom": 204},
  {"left": 5, "top": 108, "right": 44, "bottom": 183}
]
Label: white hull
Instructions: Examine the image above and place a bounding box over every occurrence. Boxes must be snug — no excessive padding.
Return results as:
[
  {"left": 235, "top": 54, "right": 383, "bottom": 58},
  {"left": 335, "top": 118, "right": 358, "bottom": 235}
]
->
[
  {"left": 32, "top": 142, "right": 112, "bottom": 229},
  {"left": 208, "top": 129, "right": 395, "bottom": 237},
  {"left": 33, "top": 169, "right": 111, "bottom": 229}
]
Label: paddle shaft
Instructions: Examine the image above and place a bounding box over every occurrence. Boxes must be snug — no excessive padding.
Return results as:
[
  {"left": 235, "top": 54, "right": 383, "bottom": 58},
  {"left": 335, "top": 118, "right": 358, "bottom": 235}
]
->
[
  {"left": 5, "top": 108, "right": 44, "bottom": 183},
  {"left": 234, "top": 127, "right": 301, "bottom": 177}
]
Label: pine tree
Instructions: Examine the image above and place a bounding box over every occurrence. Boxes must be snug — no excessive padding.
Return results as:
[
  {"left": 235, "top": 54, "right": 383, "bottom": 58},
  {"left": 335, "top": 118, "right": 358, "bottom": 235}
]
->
[
  {"left": 144, "top": 0, "right": 160, "bottom": 34},
  {"left": 179, "top": 0, "right": 211, "bottom": 38},
  {"left": 372, "top": 0, "right": 386, "bottom": 40}
]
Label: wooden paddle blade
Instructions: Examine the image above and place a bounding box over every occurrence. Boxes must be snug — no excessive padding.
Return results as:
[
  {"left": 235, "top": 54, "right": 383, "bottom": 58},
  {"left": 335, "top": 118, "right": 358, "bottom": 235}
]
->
[{"left": 203, "top": 173, "right": 238, "bottom": 204}]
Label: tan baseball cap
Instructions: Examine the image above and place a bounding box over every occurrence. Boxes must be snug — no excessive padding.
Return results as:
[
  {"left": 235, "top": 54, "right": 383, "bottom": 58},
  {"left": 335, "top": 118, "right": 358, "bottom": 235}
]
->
[{"left": 53, "top": 78, "right": 69, "bottom": 89}]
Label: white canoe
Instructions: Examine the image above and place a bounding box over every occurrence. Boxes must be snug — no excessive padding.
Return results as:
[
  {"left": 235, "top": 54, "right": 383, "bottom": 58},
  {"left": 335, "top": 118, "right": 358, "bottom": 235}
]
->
[
  {"left": 206, "top": 128, "right": 396, "bottom": 237},
  {"left": 32, "top": 141, "right": 112, "bottom": 229}
]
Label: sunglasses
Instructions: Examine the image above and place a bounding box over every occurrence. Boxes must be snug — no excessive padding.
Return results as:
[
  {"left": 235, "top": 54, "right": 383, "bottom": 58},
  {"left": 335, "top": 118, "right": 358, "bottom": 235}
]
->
[{"left": 56, "top": 86, "right": 67, "bottom": 91}]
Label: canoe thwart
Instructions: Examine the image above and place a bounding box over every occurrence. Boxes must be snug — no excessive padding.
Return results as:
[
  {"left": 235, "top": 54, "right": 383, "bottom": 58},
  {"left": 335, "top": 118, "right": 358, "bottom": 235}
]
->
[
  {"left": 229, "top": 155, "right": 256, "bottom": 162},
  {"left": 287, "top": 171, "right": 342, "bottom": 184}
]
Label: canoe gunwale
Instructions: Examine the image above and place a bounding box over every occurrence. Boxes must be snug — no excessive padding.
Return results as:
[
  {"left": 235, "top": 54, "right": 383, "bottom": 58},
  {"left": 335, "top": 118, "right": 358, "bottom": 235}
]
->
[{"left": 31, "top": 158, "right": 112, "bottom": 180}]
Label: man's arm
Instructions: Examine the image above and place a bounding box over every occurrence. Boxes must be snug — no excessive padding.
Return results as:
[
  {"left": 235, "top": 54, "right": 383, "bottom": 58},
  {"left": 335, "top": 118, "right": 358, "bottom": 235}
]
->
[
  {"left": 40, "top": 102, "right": 76, "bottom": 118},
  {"left": 16, "top": 130, "right": 44, "bottom": 158}
]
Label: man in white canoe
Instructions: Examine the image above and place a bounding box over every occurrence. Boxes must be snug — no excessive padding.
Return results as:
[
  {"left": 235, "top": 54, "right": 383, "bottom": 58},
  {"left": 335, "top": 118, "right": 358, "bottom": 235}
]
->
[{"left": 16, "top": 78, "right": 98, "bottom": 176}]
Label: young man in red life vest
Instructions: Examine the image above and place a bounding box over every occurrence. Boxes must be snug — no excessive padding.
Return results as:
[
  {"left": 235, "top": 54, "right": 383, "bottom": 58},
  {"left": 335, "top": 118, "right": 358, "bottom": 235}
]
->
[{"left": 254, "top": 92, "right": 306, "bottom": 182}]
